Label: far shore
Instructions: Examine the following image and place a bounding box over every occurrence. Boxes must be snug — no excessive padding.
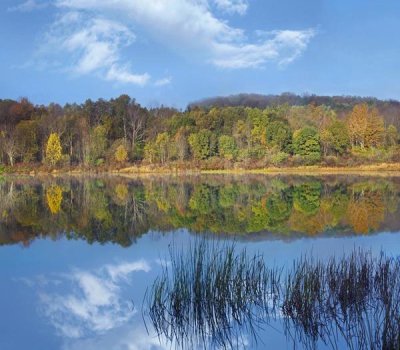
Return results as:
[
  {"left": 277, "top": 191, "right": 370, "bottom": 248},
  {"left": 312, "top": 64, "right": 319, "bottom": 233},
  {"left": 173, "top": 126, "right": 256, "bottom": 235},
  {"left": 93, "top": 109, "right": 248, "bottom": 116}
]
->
[{"left": 3, "top": 162, "right": 400, "bottom": 178}]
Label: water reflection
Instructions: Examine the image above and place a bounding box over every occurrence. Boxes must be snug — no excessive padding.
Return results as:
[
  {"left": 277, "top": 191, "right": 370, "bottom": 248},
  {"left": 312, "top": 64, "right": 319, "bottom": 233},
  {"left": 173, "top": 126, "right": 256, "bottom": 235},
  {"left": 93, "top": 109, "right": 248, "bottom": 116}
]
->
[
  {"left": 0, "top": 175, "right": 399, "bottom": 246},
  {"left": 145, "top": 242, "right": 400, "bottom": 349},
  {"left": 23, "top": 259, "right": 150, "bottom": 338}
]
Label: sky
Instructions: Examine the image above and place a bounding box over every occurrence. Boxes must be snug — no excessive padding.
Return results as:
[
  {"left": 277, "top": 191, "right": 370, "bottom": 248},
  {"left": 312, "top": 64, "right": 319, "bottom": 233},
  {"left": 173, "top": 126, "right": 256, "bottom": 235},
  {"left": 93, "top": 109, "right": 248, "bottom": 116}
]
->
[{"left": 0, "top": 0, "right": 400, "bottom": 109}]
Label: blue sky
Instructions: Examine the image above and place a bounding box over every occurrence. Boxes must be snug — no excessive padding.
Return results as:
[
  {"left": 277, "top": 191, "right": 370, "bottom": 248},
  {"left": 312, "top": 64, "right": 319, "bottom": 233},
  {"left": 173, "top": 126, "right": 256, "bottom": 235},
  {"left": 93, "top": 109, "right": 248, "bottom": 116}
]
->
[{"left": 0, "top": 0, "right": 400, "bottom": 108}]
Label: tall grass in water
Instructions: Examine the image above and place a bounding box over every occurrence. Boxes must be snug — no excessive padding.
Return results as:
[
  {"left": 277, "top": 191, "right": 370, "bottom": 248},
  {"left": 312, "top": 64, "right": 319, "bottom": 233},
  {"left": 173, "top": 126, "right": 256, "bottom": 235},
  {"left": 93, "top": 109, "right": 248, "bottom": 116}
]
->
[
  {"left": 145, "top": 240, "right": 281, "bottom": 349},
  {"left": 144, "top": 243, "right": 400, "bottom": 349},
  {"left": 283, "top": 250, "right": 400, "bottom": 350}
]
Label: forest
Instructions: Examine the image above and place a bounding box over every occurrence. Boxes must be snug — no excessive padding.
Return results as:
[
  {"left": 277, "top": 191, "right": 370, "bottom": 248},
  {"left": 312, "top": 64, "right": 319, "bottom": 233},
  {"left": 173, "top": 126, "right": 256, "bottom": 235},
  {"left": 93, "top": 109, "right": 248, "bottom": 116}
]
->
[{"left": 0, "top": 93, "right": 399, "bottom": 172}]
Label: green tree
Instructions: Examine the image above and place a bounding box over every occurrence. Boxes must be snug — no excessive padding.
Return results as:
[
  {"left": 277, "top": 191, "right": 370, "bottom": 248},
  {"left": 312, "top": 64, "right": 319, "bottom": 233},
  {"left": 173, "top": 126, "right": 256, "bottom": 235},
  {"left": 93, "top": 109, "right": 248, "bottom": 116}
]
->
[
  {"left": 293, "top": 127, "right": 321, "bottom": 163},
  {"left": 320, "top": 119, "right": 350, "bottom": 156},
  {"left": 174, "top": 127, "right": 190, "bottom": 161},
  {"left": 88, "top": 125, "right": 108, "bottom": 165},
  {"left": 188, "top": 129, "right": 215, "bottom": 160},
  {"left": 385, "top": 125, "right": 399, "bottom": 147},
  {"left": 155, "top": 132, "right": 170, "bottom": 164},
  {"left": 46, "top": 133, "right": 62, "bottom": 166},
  {"left": 218, "top": 135, "right": 238, "bottom": 160},
  {"left": 144, "top": 141, "right": 157, "bottom": 163},
  {"left": 265, "top": 121, "right": 292, "bottom": 152}
]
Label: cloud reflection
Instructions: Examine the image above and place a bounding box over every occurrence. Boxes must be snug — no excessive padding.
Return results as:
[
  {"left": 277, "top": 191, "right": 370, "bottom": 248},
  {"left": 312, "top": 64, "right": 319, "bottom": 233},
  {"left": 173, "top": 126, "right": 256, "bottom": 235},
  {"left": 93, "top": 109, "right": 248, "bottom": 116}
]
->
[{"left": 32, "top": 259, "right": 151, "bottom": 339}]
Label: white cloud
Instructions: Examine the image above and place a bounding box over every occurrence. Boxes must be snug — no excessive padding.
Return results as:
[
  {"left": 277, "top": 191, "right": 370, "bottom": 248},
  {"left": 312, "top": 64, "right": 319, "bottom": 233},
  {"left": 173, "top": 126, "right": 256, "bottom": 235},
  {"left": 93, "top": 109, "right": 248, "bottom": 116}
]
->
[
  {"left": 154, "top": 77, "right": 172, "bottom": 87},
  {"left": 23, "top": 0, "right": 316, "bottom": 84},
  {"left": 106, "top": 65, "right": 150, "bottom": 86},
  {"left": 40, "top": 10, "right": 150, "bottom": 85},
  {"left": 8, "top": 0, "right": 47, "bottom": 12},
  {"left": 54, "top": 0, "right": 315, "bottom": 69},
  {"left": 212, "top": 29, "right": 316, "bottom": 68},
  {"left": 213, "top": 0, "right": 248, "bottom": 15}
]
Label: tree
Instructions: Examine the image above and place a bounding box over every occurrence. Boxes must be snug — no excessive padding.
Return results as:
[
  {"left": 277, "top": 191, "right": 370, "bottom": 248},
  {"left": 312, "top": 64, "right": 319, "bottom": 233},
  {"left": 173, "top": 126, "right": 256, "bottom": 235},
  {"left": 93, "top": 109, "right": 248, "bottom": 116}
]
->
[
  {"left": 114, "top": 144, "right": 128, "bottom": 163},
  {"left": 320, "top": 119, "right": 350, "bottom": 156},
  {"left": 218, "top": 135, "right": 238, "bottom": 160},
  {"left": 0, "top": 129, "right": 18, "bottom": 166},
  {"left": 347, "top": 104, "right": 384, "bottom": 148},
  {"left": 293, "top": 127, "right": 321, "bottom": 162},
  {"left": 45, "top": 133, "right": 62, "bottom": 166},
  {"left": 174, "top": 127, "right": 190, "bottom": 161},
  {"left": 15, "top": 120, "right": 39, "bottom": 162},
  {"left": 155, "top": 132, "right": 170, "bottom": 164},
  {"left": 144, "top": 141, "right": 157, "bottom": 163},
  {"left": 347, "top": 104, "right": 368, "bottom": 148},
  {"left": 188, "top": 130, "right": 215, "bottom": 160},
  {"left": 265, "top": 121, "right": 292, "bottom": 152},
  {"left": 365, "top": 107, "right": 385, "bottom": 148},
  {"left": 88, "top": 125, "right": 108, "bottom": 165},
  {"left": 127, "top": 102, "right": 145, "bottom": 156},
  {"left": 233, "top": 119, "right": 251, "bottom": 149},
  {"left": 247, "top": 108, "right": 268, "bottom": 146},
  {"left": 385, "top": 125, "right": 399, "bottom": 147}
]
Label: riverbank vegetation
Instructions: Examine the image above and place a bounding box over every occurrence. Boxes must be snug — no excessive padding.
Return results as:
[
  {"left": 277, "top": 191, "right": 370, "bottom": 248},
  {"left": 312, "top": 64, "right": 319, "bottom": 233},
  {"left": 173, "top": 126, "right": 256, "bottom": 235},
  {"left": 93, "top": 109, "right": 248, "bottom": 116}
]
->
[{"left": 0, "top": 94, "right": 399, "bottom": 173}]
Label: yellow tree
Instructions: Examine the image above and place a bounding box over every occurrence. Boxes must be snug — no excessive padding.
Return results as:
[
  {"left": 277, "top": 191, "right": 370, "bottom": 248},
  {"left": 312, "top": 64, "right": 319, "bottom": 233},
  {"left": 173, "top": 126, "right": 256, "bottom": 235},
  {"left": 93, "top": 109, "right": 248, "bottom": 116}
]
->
[
  {"left": 114, "top": 144, "right": 128, "bottom": 163},
  {"left": 46, "top": 133, "right": 62, "bottom": 165},
  {"left": 365, "top": 107, "right": 384, "bottom": 147},
  {"left": 347, "top": 104, "right": 368, "bottom": 148},
  {"left": 347, "top": 104, "right": 384, "bottom": 148}
]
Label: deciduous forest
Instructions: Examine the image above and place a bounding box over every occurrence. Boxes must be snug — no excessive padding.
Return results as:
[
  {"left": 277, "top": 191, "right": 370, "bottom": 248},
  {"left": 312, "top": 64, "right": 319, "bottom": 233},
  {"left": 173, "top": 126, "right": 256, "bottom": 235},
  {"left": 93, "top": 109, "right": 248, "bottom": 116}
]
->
[{"left": 0, "top": 93, "right": 399, "bottom": 172}]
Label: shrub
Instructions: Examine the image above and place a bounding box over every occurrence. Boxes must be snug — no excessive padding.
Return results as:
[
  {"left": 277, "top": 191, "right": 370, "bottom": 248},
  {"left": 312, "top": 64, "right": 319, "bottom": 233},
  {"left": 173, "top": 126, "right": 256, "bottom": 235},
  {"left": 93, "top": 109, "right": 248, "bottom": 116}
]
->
[
  {"left": 323, "top": 155, "right": 339, "bottom": 166},
  {"left": 270, "top": 152, "right": 289, "bottom": 166}
]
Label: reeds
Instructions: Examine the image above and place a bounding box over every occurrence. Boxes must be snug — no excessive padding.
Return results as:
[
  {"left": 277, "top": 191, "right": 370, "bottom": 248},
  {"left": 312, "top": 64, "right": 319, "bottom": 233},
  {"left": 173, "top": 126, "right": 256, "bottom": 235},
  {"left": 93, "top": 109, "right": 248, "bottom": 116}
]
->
[
  {"left": 145, "top": 240, "right": 281, "bottom": 349},
  {"left": 144, "top": 243, "right": 400, "bottom": 349}
]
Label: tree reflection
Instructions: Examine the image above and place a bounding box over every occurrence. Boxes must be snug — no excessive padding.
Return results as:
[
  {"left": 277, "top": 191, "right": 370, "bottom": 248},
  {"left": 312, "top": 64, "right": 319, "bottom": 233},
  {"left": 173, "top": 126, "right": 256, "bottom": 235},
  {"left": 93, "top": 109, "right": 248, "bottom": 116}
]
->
[
  {"left": 46, "top": 185, "right": 63, "bottom": 214},
  {"left": 0, "top": 176, "right": 399, "bottom": 246}
]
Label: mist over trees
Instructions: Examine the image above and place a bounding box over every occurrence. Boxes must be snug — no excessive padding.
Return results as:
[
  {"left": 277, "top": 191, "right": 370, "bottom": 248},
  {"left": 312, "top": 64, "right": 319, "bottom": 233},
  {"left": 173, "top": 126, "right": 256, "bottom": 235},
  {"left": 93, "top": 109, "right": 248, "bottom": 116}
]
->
[{"left": 0, "top": 93, "right": 399, "bottom": 170}]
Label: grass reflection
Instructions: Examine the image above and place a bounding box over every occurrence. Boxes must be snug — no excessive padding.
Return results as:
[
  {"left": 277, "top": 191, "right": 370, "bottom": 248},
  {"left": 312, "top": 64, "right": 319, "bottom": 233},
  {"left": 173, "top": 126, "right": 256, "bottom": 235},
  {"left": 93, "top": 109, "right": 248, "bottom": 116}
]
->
[{"left": 145, "top": 242, "right": 400, "bottom": 349}]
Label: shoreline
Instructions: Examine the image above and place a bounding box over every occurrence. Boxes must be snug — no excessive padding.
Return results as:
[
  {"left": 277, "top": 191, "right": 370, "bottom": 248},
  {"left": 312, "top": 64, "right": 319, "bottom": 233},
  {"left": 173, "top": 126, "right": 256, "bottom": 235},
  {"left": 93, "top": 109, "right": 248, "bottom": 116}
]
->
[{"left": 3, "top": 163, "right": 400, "bottom": 177}]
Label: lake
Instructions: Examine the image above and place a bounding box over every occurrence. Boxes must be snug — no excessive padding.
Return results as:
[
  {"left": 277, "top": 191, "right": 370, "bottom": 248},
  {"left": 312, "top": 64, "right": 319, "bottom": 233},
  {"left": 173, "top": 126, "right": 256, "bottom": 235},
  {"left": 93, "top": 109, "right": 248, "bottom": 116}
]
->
[{"left": 1, "top": 174, "right": 400, "bottom": 349}]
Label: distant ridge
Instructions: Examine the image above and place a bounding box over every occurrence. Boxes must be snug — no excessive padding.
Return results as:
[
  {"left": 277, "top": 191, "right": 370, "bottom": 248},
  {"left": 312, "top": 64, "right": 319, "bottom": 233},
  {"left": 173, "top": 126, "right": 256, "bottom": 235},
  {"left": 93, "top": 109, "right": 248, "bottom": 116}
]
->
[{"left": 189, "top": 92, "right": 400, "bottom": 114}]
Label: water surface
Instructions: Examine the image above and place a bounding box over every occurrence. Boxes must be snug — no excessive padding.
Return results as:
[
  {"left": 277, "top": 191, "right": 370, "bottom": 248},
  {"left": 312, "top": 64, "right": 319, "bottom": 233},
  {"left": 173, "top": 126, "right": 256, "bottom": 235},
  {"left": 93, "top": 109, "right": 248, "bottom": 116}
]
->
[{"left": 1, "top": 174, "right": 400, "bottom": 349}]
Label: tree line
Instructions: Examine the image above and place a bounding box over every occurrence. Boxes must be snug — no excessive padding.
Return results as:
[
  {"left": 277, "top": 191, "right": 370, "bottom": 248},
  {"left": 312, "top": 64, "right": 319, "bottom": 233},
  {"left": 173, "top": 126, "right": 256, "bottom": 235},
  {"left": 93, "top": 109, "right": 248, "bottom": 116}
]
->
[{"left": 0, "top": 94, "right": 399, "bottom": 170}]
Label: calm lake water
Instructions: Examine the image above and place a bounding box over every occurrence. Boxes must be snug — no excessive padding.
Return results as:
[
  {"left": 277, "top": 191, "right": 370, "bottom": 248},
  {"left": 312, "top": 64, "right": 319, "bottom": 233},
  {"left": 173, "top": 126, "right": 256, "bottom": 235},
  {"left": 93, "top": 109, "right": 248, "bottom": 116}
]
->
[{"left": 1, "top": 174, "right": 400, "bottom": 349}]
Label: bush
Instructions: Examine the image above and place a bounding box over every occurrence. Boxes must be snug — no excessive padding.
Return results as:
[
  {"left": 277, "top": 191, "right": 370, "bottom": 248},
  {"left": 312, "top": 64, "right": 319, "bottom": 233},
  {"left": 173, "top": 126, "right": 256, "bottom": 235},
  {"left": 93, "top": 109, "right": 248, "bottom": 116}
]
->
[
  {"left": 0, "top": 164, "right": 4, "bottom": 174},
  {"left": 351, "top": 147, "right": 393, "bottom": 163},
  {"left": 95, "top": 158, "right": 105, "bottom": 166},
  {"left": 323, "top": 155, "right": 339, "bottom": 166},
  {"left": 302, "top": 153, "right": 321, "bottom": 165},
  {"left": 290, "top": 154, "right": 320, "bottom": 166},
  {"left": 270, "top": 152, "right": 289, "bottom": 166}
]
